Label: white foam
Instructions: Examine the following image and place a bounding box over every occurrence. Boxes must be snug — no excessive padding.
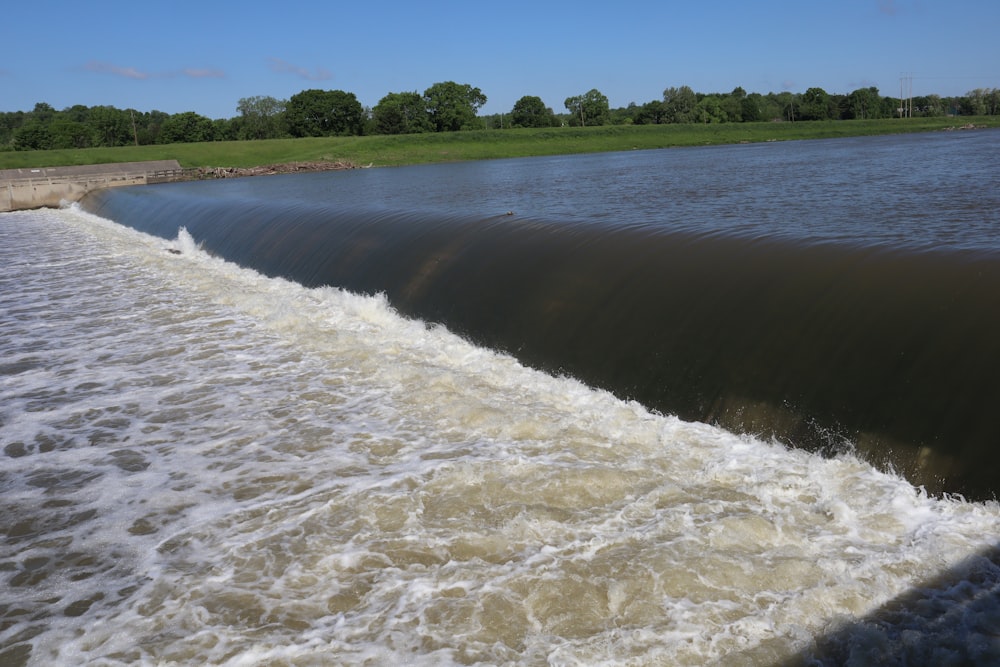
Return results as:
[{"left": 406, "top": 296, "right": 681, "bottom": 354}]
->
[{"left": 2, "top": 207, "right": 999, "bottom": 666}]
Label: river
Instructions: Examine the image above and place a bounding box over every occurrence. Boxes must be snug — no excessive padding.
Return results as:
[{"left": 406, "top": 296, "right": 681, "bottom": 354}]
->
[{"left": 2, "top": 129, "right": 999, "bottom": 665}]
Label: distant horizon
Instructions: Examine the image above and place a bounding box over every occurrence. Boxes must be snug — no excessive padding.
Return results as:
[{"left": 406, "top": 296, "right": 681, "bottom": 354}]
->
[{"left": 2, "top": 0, "right": 997, "bottom": 119}]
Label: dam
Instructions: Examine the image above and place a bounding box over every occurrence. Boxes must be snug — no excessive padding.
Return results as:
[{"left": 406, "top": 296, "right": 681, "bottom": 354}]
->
[
  {"left": 0, "top": 160, "right": 185, "bottom": 212},
  {"left": 4, "top": 131, "right": 1000, "bottom": 665}
]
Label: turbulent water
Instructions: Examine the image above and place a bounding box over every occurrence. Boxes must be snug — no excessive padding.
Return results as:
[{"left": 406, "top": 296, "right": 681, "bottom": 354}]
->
[
  {"left": 3, "top": 132, "right": 1000, "bottom": 666},
  {"left": 81, "top": 131, "right": 1000, "bottom": 500}
]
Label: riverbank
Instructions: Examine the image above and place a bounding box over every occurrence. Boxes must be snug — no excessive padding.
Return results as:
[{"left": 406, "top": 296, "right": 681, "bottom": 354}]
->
[
  {"left": 0, "top": 160, "right": 370, "bottom": 211},
  {"left": 0, "top": 117, "right": 995, "bottom": 173}
]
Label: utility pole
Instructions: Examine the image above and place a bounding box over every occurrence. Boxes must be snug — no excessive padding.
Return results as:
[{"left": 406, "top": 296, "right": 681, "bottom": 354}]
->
[
  {"left": 908, "top": 74, "right": 914, "bottom": 117},
  {"left": 130, "top": 109, "right": 139, "bottom": 145},
  {"left": 899, "top": 73, "right": 914, "bottom": 118},
  {"left": 900, "top": 75, "right": 904, "bottom": 118}
]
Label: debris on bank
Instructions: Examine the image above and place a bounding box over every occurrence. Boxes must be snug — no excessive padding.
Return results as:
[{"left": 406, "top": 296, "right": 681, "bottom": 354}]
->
[
  {"left": 941, "top": 123, "right": 986, "bottom": 131},
  {"left": 191, "top": 161, "right": 366, "bottom": 179}
]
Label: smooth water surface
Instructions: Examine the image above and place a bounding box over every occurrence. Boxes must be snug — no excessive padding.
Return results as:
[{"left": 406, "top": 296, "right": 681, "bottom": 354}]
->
[{"left": 170, "top": 129, "right": 1000, "bottom": 250}]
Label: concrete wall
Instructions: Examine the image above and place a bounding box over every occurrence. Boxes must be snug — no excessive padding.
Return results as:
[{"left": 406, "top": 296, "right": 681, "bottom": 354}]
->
[{"left": 0, "top": 160, "right": 185, "bottom": 212}]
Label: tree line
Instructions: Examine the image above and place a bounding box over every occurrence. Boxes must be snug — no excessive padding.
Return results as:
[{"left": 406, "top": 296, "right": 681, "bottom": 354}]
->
[{"left": 3, "top": 81, "right": 998, "bottom": 151}]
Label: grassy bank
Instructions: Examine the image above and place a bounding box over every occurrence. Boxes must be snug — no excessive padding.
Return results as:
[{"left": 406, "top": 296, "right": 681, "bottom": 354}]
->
[{"left": 0, "top": 117, "right": 994, "bottom": 171}]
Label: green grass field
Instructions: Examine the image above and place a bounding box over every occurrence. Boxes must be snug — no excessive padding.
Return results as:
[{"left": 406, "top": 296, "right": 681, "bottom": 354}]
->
[{"left": 0, "top": 117, "right": 994, "bottom": 171}]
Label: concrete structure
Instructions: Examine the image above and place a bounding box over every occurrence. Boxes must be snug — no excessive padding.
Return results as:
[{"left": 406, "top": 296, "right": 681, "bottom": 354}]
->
[{"left": 0, "top": 160, "right": 187, "bottom": 212}]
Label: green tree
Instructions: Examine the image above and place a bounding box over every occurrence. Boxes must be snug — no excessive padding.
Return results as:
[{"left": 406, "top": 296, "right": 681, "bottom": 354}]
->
[
  {"left": 286, "top": 89, "right": 364, "bottom": 137},
  {"left": 963, "top": 88, "right": 1000, "bottom": 115},
  {"left": 62, "top": 104, "right": 91, "bottom": 123},
  {"left": 286, "top": 89, "right": 326, "bottom": 136},
  {"left": 720, "top": 87, "right": 746, "bottom": 122},
  {"left": 135, "top": 110, "right": 169, "bottom": 145},
  {"left": 799, "top": 87, "right": 832, "bottom": 120},
  {"left": 0, "top": 111, "right": 27, "bottom": 149},
  {"left": 914, "top": 94, "right": 945, "bottom": 117},
  {"left": 740, "top": 92, "right": 769, "bottom": 122},
  {"left": 423, "top": 81, "right": 487, "bottom": 132},
  {"left": 236, "top": 95, "right": 287, "bottom": 140},
  {"left": 30, "top": 102, "right": 57, "bottom": 124},
  {"left": 662, "top": 86, "right": 697, "bottom": 123},
  {"left": 694, "top": 95, "right": 725, "bottom": 123},
  {"left": 845, "top": 87, "right": 881, "bottom": 120},
  {"left": 48, "top": 118, "right": 94, "bottom": 148},
  {"left": 12, "top": 121, "right": 51, "bottom": 150},
  {"left": 632, "top": 100, "right": 666, "bottom": 124},
  {"left": 960, "top": 89, "right": 985, "bottom": 116},
  {"left": 158, "top": 111, "right": 216, "bottom": 143},
  {"left": 989, "top": 88, "right": 1000, "bottom": 115},
  {"left": 213, "top": 118, "right": 239, "bottom": 141},
  {"left": 883, "top": 95, "right": 904, "bottom": 118},
  {"left": 372, "top": 91, "right": 433, "bottom": 134},
  {"left": 609, "top": 102, "right": 639, "bottom": 125},
  {"left": 87, "top": 106, "right": 132, "bottom": 146},
  {"left": 510, "top": 95, "right": 556, "bottom": 128},
  {"left": 564, "top": 88, "right": 609, "bottom": 126},
  {"left": 771, "top": 91, "right": 799, "bottom": 121}
]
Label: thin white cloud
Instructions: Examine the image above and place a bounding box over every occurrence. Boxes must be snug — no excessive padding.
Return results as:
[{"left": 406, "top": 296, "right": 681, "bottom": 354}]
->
[
  {"left": 85, "top": 60, "right": 149, "bottom": 80},
  {"left": 268, "top": 57, "right": 332, "bottom": 81},
  {"left": 84, "top": 61, "right": 225, "bottom": 80},
  {"left": 183, "top": 68, "right": 225, "bottom": 79}
]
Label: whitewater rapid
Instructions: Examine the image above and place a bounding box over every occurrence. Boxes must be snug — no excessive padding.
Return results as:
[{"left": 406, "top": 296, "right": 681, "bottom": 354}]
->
[{"left": 2, "top": 206, "right": 999, "bottom": 666}]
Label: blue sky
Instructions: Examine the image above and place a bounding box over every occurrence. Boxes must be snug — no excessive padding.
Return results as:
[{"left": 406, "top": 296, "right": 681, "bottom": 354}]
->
[{"left": 2, "top": 0, "right": 997, "bottom": 119}]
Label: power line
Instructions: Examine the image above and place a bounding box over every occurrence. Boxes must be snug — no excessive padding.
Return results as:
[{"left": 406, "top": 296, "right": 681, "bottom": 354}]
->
[{"left": 908, "top": 74, "right": 1000, "bottom": 80}]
